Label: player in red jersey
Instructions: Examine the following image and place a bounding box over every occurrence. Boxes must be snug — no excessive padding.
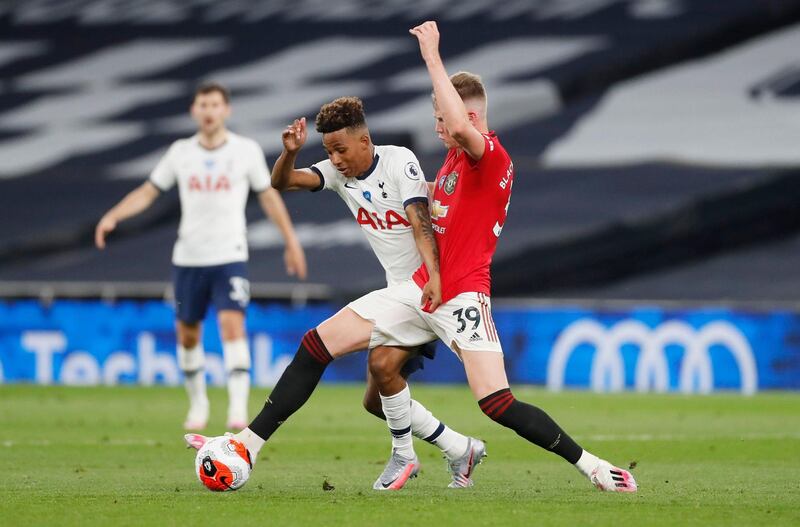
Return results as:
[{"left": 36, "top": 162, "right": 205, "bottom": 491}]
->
[{"left": 367, "top": 21, "right": 637, "bottom": 492}]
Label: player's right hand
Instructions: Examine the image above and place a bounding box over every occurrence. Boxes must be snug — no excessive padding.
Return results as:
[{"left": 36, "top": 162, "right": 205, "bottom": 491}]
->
[
  {"left": 420, "top": 272, "right": 442, "bottom": 313},
  {"left": 282, "top": 117, "right": 308, "bottom": 153},
  {"left": 409, "top": 21, "right": 441, "bottom": 63},
  {"left": 94, "top": 215, "right": 117, "bottom": 249}
]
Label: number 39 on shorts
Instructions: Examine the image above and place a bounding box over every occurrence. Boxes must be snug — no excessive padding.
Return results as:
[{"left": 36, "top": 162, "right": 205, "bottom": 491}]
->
[{"left": 452, "top": 307, "right": 481, "bottom": 333}]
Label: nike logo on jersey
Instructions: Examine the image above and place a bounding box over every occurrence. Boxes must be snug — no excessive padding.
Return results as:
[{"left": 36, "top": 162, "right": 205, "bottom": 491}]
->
[{"left": 344, "top": 181, "right": 358, "bottom": 189}]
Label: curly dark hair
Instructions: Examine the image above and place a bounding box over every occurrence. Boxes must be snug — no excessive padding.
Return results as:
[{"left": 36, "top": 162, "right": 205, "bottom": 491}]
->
[{"left": 315, "top": 96, "right": 366, "bottom": 133}]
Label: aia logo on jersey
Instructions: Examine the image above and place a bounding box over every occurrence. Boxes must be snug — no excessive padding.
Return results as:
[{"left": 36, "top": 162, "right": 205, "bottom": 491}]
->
[
  {"left": 188, "top": 174, "right": 231, "bottom": 192},
  {"left": 356, "top": 208, "right": 410, "bottom": 230},
  {"left": 440, "top": 171, "right": 458, "bottom": 195}
]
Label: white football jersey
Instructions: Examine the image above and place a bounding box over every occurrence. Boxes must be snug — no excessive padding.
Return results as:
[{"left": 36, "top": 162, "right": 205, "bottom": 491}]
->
[
  {"left": 311, "top": 145, "right": 428, "bottom": 286},
  {"left": 149, "top": 131, "right": 269, "bottom": 266}
]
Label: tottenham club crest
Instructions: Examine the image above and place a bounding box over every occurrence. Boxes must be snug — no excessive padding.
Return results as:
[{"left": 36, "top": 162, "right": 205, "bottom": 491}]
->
[{"left": 442, "top": 171, "right": 459, "bottom": 195}]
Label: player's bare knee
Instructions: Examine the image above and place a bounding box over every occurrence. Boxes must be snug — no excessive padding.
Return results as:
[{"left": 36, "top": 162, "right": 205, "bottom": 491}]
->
[
  {"left": 317, "top": 308, "right": 372, "bottom": 357},
  {"left": 218, "top": 312, "right": 245, "bottom": 342},
  {"left": 367, "top": 350, "right": 397, "bottom": 385},
  {"left": 177, "top": 328, "right": 199, "bottom": 349},
  {"left": 180, "top": 335, "right": 198, "bottom": 349}
]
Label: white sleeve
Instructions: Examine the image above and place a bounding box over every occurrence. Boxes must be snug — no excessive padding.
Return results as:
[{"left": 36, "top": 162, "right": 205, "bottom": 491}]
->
[
  {"left": 248, "top": 141, "right": 270, "bottom": 193},
  {"left": 394, "top": 148, "right": 428, "bottom": 209},
  {"left": 148, "top": 143, "right": 178, "bottom": 191},
  {"left": 309, "top": 159, "right": 339, "bottom": 193}
]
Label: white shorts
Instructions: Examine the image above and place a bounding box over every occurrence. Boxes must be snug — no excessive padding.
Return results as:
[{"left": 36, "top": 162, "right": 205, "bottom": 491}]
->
[{"left": 348, "top": 280, "right": 503, "bottom": 356}]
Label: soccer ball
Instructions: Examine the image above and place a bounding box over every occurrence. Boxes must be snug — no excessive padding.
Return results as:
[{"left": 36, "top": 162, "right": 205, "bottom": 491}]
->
[{"left": 194, "top": 436, "right": 253, "bottom": 491}]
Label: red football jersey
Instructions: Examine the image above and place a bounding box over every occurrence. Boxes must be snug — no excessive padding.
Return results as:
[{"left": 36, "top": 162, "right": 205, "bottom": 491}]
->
[{"left": 414, "top": 132, "right": 513, "bottom": 308}]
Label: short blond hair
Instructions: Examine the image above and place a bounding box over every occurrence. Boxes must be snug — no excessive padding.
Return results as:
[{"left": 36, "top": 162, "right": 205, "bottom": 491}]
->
[{"left": 449, "top": 71, "right": 486, "bottom": 102}]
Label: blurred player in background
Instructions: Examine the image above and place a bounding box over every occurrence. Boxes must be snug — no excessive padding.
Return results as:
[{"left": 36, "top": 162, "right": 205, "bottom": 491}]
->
[
  {"left": 95, "top": 82, "right": 307, "bottom": 431},
  {"left": 188, "top": 96, "right": 486, "bottom": 489},
  {"left": 366, "top": 21, "right": 637, "bottom": 493}
]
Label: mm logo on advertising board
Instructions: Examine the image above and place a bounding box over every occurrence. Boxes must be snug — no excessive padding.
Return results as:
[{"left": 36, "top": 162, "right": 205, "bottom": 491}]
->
[{"left": 547, "top": 319, "right": 758, "bottom": 394}]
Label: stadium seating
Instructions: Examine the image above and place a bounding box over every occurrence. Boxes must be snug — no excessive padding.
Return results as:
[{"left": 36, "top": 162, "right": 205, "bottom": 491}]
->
[{"left": 2, "top": 0, "right": 800, "bottom": 300}]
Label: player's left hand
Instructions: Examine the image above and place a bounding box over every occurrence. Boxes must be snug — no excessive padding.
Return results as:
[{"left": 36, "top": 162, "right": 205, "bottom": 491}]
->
[
  {"left": 284, "top": 241, "right": 308, "bottom": 280},
  {"left": 421, "top": 272, "right": 442, "bottom": 312},
  {"left": 409, "top": 21, "right": 441, "bottom": 62}
]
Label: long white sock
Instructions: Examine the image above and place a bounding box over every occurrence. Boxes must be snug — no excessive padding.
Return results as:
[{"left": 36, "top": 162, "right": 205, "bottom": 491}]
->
[
  {"left": 574, "top": 449, "right": 600, "bottom": 477},
  {"left": 380, "top": 384, "right": 415, "bottom": 459},
  {"left": 226, "top": 370, "right": 250, "bottom": 425},
  {"left": 179, "top": 343, "right": 208, "bottom": 423},
  {"left": 234, "top": 427, "right": 265, "bottom": 461},
  {"left": 223, "top": 339, "right": 251, "bottom": 425},
  {"left": 183, "top": 370, "right": 208, "bottom": 421},
  {"left": 410, "top": 399, "right": 469, "bottom": 460}
]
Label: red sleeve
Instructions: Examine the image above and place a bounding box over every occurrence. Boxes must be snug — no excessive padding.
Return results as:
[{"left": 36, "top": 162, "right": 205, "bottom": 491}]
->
[{"left": 466, "top": 134, "right": 503, "bottom": 183}]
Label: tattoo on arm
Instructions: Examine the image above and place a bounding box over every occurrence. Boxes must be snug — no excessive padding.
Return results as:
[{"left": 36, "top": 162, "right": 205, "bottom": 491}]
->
[{"left": 411, "top": 202, "right": 439, "bottom": 272}]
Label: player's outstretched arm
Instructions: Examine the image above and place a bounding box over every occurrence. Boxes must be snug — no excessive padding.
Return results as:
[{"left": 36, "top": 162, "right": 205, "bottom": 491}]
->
[
  {"left": 271, "top": 117, "right": 321, "bottom": 191},
  {"left": 410, "top": 21, "right": 485, "bottom": 161},
  {"left": 94, "top": 181, "right": 160, "bottom": 249},
  {"left": 258, "top": 188, "right": 308, "bottom": 280},
  {"left": 406, "top": 201, "right": 442, "bottom": 311}
]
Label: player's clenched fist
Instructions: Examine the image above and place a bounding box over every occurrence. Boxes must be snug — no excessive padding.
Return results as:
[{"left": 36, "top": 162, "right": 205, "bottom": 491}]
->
[
  {"left": 281, "top": 117, "right": 308, "bottom": 153},
  {"left": 409, "top": 21, "right": 441, "bottom": 62}
]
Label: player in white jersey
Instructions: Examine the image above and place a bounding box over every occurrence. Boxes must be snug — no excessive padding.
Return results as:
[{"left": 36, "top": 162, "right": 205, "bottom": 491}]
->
[
  {"left": 95, "top": 82, "right": 307, "bottom": 431},
  {"left": 187, "top": 97, "right": 485, "bottom": 490}
]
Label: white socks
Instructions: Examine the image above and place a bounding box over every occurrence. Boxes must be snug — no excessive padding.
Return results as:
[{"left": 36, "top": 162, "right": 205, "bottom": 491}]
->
[
  {"left": 181, "top": 344, "right": 209, "bottom": 425},
  {"left": 226, "top": 370, "right": 250, "bottom": 425},
  {"left": 380, "top": 386, "right": 470, "bottom": 460},
  {"left": 410, "top": 399, "right": 469, "bottom": 460},
  {"left": 180, "top": 339, "right": 252, "bottom": 427},
  {"left": 223, "top": 339, "right": 251, "bottom": 426},
  {"left": 574, "top": 449, "right": 601, "bottom": 477},
  {"left": 380, "top": 385, "right": 415, "bottom": 459}
]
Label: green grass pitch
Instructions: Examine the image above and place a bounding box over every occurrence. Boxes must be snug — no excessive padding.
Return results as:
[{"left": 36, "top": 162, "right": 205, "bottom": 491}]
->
[{"left": 1, "top": 384, "right": 798, "bottom": 526}]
